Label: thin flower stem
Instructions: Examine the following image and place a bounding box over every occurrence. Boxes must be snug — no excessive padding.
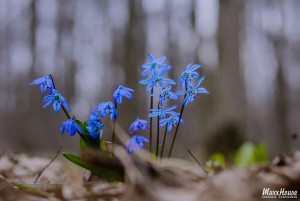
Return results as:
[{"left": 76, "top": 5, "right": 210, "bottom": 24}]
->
[
  {"left": 187, "top": 149, "right": 208, "bottom": 173},
  {"left": 112, "top": 102, "right": 118, "bottom": 153},
  {"left": 149, "top": 88, "right": 154, "bottom": 154},
  {"left": 61, "top": 105, "right": 71, "bottom": 119},
  {"left": 34, "top": 143, "right": 63, "bottom": 183},
  {"left": 160, "top": 125, "right": 168, "bottom": 158},
  {"left": 167, "top": 104, "right": 185, "bottom": 158},
  {"left": 49, "top": 74, "right": 71, "bottom": 119},
  {"left": 156, "top": 102, "right": 160, "bottom": 157},
  {"left": 167, "top": 86, "right": 187, "bottom": 158}
]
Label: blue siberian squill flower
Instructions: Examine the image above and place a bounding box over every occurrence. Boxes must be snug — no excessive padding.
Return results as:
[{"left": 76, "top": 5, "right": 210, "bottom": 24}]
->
[
  {"left": 128, "top": 118, "right": 149, "bottom": 134},
  {"left": 30, "top": 75, "right": 54, "bottom": 93},
  {"left": 151, "top": 85, "right": 179, "bottom": 106},
  {"left": 86, "top": 120, "right": 104, "bottom": 139},
  {"left": 160, "top": 113, "right": 184, "bottom": 132},
  {"left": 89, "top": 112, "right": 101, "bottom": 122},
  {"left": 177, "top": 76, "right": 209, "bottom": 106},
  {"left": 94, "top": 101, "right": 118, "bottom": 120},
  {"left": 113, "top": 85, "right": 134, "bottom": 105},
  {"left": 140, "top": 53, "right": 171, "bottom": 76},
  {"left": 139, "top": 69, "right": 176, "bottom": 92},
  {"left": 42, "top": 89, "right": 71, "bottom": 113},
  {"left": 148, "top": 105, "right": 178, "bottom": 119},
  {"left": 125, "top": 135, "right": 149, "bottom": 154},
  {"left": 61, "top": 119, "right": 82, "bottom": 136},
  {"left": 180, "top": 63, "right": 201, "bottom": 89}
]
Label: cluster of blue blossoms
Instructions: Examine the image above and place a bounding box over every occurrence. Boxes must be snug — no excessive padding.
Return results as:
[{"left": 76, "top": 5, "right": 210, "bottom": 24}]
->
[{"left": 30, "top": 52, "right": 208, "bottom": 155}]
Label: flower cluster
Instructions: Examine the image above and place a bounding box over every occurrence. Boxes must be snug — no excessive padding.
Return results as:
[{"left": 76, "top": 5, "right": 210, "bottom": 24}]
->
[
  {"left": 30, "top": 52, "right": 208, "bottom": 157},
  {"left": 30, "top": 75, "right": 134, "bottom": 146},
  {"left": 137, "top": 52, "right": 209, "bottom": 157}
]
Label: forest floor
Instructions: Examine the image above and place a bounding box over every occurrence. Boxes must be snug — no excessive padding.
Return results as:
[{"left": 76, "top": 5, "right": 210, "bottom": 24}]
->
[{"left": 0, "top": 148, "right": 299, "bottom": 201}]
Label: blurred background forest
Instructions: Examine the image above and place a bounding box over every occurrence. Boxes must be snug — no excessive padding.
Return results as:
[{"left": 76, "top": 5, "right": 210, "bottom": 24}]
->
[{"left": 0, "top": 0, "right": 299, "bottom": 161}]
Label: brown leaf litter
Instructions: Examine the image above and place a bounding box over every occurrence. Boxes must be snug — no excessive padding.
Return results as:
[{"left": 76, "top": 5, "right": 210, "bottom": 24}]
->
[{"left": 0, "top": 149, "right": 299, "bottom": 201}]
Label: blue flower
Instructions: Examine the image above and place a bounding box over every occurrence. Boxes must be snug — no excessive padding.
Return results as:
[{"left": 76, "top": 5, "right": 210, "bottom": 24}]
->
[
  {"left": 148, "top": 105, "right": 178, "bottom": 119},
  {"left": 113, "top": 85, "right": 134, "bottom": 104},
  {"left": 86, "top": 120, "right": 104, "bottom": 139},
  {"left": 151, "top": 85, "right": 179, "bottom": 106},
  {"left": 140, "top": 53, "right": 171, "bottom": 77},
  {"left": 139, "top": 69, "right": 176, "bottom": 92},
  {"left": 160, "top": 113, "right": 184, "bottom": 132},
  {"left": 61, "top": 119, "right": 82, "bottom": 136},
  {"left": 94, "top": 101, "right": 118, "bottom": 120},
  {"left": 180, "top": 63, "right": 201, "bottom": 89},
  {"left": 30, "top": 75, "right": 54, "bottom": 93},
  {"left": 177, "top": 76, "right": 209, "bottom": 106},
  {"left": 128, "top": 118, "right": 149, "bottom": 134},
  {"left": 88, "top": 112, "right": 101, "bottom": 122},
  {"left": 42, "top": 89, "right": 71, "bottom": 113},
  {"left": 125, "top": 135, "right": 149, "bottom": 154}
]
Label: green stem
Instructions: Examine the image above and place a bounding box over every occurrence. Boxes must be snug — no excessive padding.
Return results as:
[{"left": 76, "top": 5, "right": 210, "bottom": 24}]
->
[
  {"left": 160, "top": 126, "right": 168, "bottom": 158},
  {"left": 149, "top": 88, "right": 154, "bottom": 154}
]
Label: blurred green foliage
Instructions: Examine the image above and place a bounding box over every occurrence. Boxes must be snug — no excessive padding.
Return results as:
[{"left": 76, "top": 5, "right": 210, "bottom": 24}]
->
[{"left": 206, "top": 141, "right": 268, "bottom": 170}]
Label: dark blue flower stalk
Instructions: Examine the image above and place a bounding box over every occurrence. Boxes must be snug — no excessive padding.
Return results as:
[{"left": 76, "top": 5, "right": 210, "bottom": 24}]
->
[
  {"left": 140, "top": 53, "right": 173, "bottom": 156},
  {"left": 156, "top": 102, "right": 161, "bottom": 157},
  {"left": 160, "top": 126, "right": 168, "bottom": 158},
  {"left": 149, "top": 88, "right": 154, "bottom": 154},
  {"left": 151, "top": 85, "right": 178, "bottom": 157},
  {"left": 126, "top": 135, "right": 149, "bottom": 154},
  {"left": 148, "top": 105, "right": 178, "bottom": 157},
  {"left": 159, "top": 112, "right": 184, "bottom": 158},
  {"left": 61, "top": 119, "right": 83, "bottom": 136},
  {"left": 168, "top": 76, "right": 209, "bottom": 158}
]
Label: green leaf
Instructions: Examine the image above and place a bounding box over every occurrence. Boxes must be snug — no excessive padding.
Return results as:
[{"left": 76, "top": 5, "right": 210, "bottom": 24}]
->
[
  {"left": 75, "top": 119, "right": 89, "bottom": 136},
  {"left": 80, "top": 137, "right": 89, "bottom": 152},
  {"left": 158, "top": 144, "right": 162, "bottom": 155},
  {"left": 233, "top": 142, "right": 268, "bottom": 167},
  {"left": 253, "top": 143, "right": 268, "bottom": 162},
  {"left": 207, "top": 152, "right": 226, "bottom": 168},
  {"left": 75, "top": 119, "right": 100, "bottom": 149},
  {"left": 234, "top": 142, "right": 255, "bottom": 167},
  {"left": 150, "top": 152, "right": 156, "bottom": 160},
  {"left": 100, "top": 139, "right": 108, "bottom": 152},
  {"left": 63, "top": 152, "right": 123, "bottom": 182},
  {"left": 14, "top": 183, "right": 62, "bottom": 191}
]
